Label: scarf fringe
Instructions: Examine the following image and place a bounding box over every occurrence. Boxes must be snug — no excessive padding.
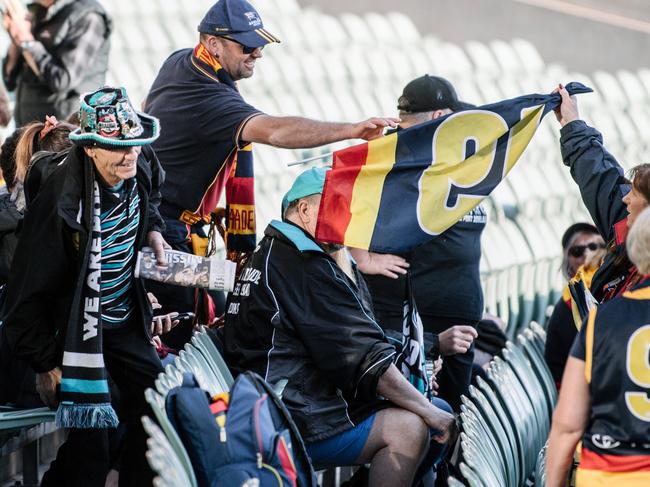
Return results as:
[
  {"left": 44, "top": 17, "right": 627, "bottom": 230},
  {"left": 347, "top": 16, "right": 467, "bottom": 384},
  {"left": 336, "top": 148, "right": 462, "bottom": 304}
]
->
[{"left": 56, "top": 403, "right": 119, "bottom": 429}]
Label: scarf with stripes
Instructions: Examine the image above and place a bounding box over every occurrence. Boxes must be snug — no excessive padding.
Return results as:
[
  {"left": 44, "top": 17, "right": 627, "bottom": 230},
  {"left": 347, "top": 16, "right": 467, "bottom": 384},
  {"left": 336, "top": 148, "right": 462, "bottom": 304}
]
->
[
  {"left": 193, "top": 44, "right": 256, "bottom": 253},
  {"left": 56, "top": 179, "right": 119, "bottom": 429}
]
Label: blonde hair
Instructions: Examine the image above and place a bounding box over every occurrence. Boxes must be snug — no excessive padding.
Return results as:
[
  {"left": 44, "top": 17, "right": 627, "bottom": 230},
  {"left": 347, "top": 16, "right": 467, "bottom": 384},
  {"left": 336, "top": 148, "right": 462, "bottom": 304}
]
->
[
  {"left": 627, "top": 206, "right": 650, "bottom": 274},
  {"left": 14, "top": 119, "right": 76, "bottom": 184}
]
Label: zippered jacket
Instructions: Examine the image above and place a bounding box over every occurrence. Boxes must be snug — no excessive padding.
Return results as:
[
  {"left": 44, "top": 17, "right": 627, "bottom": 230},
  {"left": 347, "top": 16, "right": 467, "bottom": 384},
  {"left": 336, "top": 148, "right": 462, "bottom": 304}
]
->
[
  {"left": 3, "top": 146, "right": 164, "bottom": 373},
  {"left": 560, "top": 120, "right": 637, "bottom": 302},
  {"left": 224, "top": 220, "right": 396, "bottom": 443}
]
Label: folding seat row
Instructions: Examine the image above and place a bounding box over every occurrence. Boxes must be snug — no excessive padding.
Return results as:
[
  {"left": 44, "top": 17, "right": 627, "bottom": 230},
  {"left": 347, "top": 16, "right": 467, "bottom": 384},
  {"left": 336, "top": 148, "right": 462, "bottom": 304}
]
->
[{"left": 452, "top": 323, "right": 556, "bottom": 486}]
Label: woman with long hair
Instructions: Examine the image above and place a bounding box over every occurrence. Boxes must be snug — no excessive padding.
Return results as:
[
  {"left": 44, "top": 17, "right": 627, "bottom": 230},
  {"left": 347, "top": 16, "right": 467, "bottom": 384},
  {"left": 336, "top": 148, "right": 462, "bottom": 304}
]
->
[{"left": 12, "top": 115, "right": 76, "bottom": 209}]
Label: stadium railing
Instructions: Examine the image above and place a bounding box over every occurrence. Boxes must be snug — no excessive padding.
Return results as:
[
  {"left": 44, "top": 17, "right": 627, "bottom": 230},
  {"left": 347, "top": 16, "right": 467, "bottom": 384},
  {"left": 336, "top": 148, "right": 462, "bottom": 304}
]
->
[{"left": 0, "top": 403, "right": 57, "bottom": 486}]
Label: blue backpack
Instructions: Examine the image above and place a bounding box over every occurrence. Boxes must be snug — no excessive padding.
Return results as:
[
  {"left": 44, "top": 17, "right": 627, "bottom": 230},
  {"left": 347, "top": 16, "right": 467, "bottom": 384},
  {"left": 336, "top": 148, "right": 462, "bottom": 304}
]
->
[{"left": 166, "top": 371, "right": 317, "bottom": 487}]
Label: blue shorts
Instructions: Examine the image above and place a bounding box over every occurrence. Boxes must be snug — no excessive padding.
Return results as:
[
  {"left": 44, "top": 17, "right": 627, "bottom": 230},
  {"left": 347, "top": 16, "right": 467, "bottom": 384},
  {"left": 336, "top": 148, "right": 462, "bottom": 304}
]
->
[
  {"left": 306, "top": 414, "right": 376, "bottom": 466},
  {"left": 305, "top": 398, "right": 452, "bottom": 468}
]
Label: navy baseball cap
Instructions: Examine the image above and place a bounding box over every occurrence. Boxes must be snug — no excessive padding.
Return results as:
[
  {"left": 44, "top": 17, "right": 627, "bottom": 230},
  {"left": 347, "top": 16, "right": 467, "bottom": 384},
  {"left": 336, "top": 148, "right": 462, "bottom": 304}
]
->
[{"left": 198, "top": 0, "right": 280, "bottom": 49}]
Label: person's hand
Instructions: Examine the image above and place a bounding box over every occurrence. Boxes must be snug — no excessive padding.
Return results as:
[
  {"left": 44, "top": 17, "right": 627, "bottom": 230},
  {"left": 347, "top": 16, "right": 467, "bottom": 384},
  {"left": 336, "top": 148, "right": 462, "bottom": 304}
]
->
[
  {"left": 4, "top": 0, "right": 33, "bottom": 45},
  {"left": 553, "top": 84, "right": 580, "bottom": 127},
  {"left": 147, "top": 292, "right": 162, "bottom": 311},
  {"left": 147, "top": 231, "right": 170, "bottom": 266},
  {"left": 349, "top": 117, "right": 400, "bottom": 141},
  {"left": 423, "top": 405, "right": 458, "bottom": 444},
  {"left": 35, "top": 367, "right": 62, "bottom": 409},
  {"left": 430, "top": 375, "right": 439, "bottom": 395},
  {"left": 348, "top": 247, "right": 409, "bottom": 278},
  {"left": 432, "top": 357, "right": 443, "bottom": 376},
  {"left": 438, "top": 325, "right": 478, "bottom": 356},
  {"left": 151, "top": 312, "right": 180, "bottom": 336}
]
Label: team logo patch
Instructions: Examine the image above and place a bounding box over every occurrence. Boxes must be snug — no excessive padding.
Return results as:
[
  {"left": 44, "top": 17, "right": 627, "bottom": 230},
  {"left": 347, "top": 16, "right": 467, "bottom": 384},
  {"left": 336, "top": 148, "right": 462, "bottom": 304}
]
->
[
  {"left": 115, "top": 101, "right": 143, "bottom": 139},
  {"left": 96, "top": 108, "right": 120, "bottom": 138},
  {"left": 244, "top": 11, "right": 261, "bottom": 26},
  {"left": 591, "top": 434, "right": 621, "bottom": 450}
]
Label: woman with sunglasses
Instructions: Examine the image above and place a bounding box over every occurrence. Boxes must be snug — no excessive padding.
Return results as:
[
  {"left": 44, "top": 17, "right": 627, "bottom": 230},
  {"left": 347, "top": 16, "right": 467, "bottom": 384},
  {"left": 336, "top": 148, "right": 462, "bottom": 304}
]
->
[
  {"left": 554, "top": 85, "right": 650, "bottom": 305},
  {"left": 545, "top": 222, "right": 606, "bottom": 387}
]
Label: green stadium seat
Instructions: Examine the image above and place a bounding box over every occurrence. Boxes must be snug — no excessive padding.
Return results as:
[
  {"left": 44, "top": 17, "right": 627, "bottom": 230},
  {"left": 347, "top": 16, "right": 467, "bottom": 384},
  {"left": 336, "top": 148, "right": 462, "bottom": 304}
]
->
[
  {"left": 144, "top": 389, "right": 198, "bottom": 487},
  {"left": 191, "top": 330, "right": 234, "bottom": 388},
  {"left": 141, "top": 415, "right": 195, "bottom": 487},
  {"left": 535, "top": 441, "right": 548, "bottom": 487},
  {"left": 468, "top": 384, "right": 519, "bottom": 485}
]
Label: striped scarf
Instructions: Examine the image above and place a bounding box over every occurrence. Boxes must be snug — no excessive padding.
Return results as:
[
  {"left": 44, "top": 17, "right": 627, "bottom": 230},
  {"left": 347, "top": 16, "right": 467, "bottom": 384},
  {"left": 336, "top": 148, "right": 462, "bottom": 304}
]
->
[
  {"left": 395, "top": 272, "right": 433, "bottom": 400},
  {"left": 193, "top": 44, "right": 256, "bottom": 253},
  {"left": 57, "top": 180, "right": 119, "bottom": 429}
]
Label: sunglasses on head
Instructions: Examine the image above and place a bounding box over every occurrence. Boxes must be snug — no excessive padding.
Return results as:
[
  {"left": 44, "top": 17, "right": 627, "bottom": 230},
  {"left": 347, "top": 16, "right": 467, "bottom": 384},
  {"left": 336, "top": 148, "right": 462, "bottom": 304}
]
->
[
  {"left": 568, "top": 242, "right": 606, "bottom": 258},
  {"left": 224, "top": 37, "right": 263, "bottom": 55}
]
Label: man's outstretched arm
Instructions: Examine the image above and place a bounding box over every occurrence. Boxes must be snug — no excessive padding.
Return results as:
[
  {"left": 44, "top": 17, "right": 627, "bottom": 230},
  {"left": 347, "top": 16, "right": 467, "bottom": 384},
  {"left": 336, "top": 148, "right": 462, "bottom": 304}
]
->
[{"left": 241, "top": 114, "right": 400, "bottom": 148}]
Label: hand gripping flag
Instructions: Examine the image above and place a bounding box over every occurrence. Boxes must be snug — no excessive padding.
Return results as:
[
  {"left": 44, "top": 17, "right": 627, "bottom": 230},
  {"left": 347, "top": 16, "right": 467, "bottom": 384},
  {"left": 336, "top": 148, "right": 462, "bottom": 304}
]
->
[{"left": 315, "top": 82, "right": 592, "bottom": 252}]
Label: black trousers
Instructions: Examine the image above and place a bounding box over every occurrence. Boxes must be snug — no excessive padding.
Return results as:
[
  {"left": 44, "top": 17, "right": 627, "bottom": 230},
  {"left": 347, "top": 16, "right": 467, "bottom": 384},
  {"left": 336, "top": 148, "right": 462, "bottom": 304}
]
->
[{"left": 40, "top": 325, "right": 163, "bottom": 487}]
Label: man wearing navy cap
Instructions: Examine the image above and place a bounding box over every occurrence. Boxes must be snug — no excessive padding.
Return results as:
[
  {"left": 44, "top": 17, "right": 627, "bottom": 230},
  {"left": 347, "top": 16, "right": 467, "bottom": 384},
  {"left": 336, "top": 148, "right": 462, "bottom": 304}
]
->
[{"left": 145, "top": 0, "right": 399, "bottom": 343}]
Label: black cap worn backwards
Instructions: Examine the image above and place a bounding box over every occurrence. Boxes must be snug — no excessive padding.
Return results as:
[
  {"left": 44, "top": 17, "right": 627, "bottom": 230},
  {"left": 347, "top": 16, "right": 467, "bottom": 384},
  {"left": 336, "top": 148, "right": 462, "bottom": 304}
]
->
[{"left": 397, "top": 75, "right": 473, "bottom": 113}]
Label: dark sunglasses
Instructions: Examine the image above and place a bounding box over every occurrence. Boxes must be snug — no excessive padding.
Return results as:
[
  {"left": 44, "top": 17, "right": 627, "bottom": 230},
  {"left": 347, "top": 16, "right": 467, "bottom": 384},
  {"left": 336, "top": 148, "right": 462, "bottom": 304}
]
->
[
  {"left": 568, "top": 242, "right": 606, "bottom": 258},
  {"left": 224, "top": 37, "right": 263, "bottom": 55}
]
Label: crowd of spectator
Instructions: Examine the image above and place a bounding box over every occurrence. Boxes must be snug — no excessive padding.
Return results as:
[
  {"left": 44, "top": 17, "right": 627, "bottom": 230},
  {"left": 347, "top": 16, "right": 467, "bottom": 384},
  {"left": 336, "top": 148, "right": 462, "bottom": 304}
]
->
[{"left": 0, "top": 0, "right": 648, "bottom": 487}]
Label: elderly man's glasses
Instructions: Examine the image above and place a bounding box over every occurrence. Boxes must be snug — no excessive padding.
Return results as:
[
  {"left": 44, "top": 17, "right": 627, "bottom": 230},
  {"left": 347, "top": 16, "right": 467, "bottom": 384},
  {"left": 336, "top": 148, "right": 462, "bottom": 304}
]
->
[{"left": 568, "top": 242, "right": 606, "bottom": 258}]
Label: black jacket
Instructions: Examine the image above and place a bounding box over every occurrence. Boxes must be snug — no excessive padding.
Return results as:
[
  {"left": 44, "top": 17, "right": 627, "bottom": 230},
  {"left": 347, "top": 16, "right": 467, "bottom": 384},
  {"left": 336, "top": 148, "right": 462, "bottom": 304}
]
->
[
  {"left": 0, "top": 192, "right": 21, "bottom": 285},
  {"left": 560, "top": 120, "right": 634, "bottom": 302},
  {"left": 224, "top": 220, "right": 396, "bottom": 443},
  {"left": 3, "top": 146, "right": 164, "bottom": 373}
]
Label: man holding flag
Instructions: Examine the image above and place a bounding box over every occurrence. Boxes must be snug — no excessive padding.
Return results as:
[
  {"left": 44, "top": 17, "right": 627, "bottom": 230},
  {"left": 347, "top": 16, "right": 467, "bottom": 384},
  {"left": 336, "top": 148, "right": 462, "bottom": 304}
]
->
[
  {"left": 361, "top": 75, "right": 482, "bottom": 412},
  {"left": 316, "top": 81, "right": 593, "bottom": 412}
]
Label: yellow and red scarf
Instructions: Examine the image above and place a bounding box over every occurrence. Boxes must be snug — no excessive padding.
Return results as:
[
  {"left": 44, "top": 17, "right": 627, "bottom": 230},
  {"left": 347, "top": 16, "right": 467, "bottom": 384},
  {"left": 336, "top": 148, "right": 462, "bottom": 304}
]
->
[{"left": 192, "top": 44, "right": 256, "bottom": 254}]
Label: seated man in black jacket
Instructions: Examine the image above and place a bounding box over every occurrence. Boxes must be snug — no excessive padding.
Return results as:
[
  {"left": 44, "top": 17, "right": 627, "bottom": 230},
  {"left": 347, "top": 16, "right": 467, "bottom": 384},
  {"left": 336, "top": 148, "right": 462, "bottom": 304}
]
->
[{"left": 224, "top": 167, "right": 456, "bottom": 487}]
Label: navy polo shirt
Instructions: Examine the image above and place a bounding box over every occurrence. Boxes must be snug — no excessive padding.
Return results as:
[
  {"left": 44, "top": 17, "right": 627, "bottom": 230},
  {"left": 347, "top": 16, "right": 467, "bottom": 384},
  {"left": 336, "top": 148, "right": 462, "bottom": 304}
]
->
[{"left": 145, "top": 48, "right": 261, "bottom": 221}]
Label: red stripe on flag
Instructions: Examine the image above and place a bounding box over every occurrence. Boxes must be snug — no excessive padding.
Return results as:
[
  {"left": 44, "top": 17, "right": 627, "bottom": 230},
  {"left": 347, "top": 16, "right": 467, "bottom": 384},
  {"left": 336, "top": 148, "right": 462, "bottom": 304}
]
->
[
  {"left": 316, "top": 143, "right": 369, "bottom": 244},
  {"left": 581, "top": 448, "right": 650, "bottom": 472}
]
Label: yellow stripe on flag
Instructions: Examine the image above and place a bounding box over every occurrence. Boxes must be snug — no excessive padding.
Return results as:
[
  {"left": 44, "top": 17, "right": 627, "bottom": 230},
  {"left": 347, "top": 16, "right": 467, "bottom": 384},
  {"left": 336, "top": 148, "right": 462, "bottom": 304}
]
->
[
  {"left": 344, "top": 134, "right": 398, "bottom": 249},
  {"left": 504, "top": 105, "right": 545, "bottom": 172}
]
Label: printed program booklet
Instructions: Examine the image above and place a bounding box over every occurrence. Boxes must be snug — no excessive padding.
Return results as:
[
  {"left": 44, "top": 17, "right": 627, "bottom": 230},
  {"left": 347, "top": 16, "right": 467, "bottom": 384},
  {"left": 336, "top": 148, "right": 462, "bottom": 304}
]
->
[{"left": 135, "top": 247, "right": 236, "bottom": 292}]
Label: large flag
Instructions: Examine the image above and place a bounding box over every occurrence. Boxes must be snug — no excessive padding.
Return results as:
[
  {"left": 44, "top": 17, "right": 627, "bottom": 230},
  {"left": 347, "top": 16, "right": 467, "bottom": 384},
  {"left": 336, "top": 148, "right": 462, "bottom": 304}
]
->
[{"left": 315, "top": 82, "right": 592, "bottom": 252}]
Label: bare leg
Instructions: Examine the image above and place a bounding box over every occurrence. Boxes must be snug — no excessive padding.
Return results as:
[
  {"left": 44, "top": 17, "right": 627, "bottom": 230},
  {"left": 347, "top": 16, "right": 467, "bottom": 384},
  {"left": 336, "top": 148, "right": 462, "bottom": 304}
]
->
[{"left": 354, "top": 408, "right": 429, "bottom": 487}]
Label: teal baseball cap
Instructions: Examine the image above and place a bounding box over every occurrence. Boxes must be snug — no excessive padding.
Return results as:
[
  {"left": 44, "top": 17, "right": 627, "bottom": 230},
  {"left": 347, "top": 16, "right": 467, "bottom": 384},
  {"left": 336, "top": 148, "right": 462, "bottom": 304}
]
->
[{"left": 281, "top": 167, "right": 328, "bottom": 216}]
